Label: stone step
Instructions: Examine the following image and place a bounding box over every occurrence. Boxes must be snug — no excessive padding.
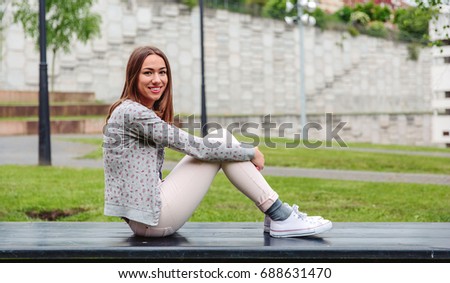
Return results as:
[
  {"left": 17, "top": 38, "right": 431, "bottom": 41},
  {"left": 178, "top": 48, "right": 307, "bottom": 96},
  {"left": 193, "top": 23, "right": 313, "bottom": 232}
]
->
[
  {"left": 0, "top": 115, "right": 183, "bottom": 136},
  {"left": 0, "top": 90, "right": 107, "bottom": 135},
  {"left": 0, "top": 90, "right": 96, "bottom": 104},
  {"left": 0, "top": 119, "right": 104, "bottom": 136},
  {"left": 0, "top": 104, "right": 110, "bottom": 117}
]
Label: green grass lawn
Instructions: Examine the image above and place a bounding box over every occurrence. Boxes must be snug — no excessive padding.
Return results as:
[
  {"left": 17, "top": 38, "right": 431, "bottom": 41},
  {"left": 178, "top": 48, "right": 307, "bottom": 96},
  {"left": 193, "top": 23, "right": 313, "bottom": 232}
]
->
[
  {"left": 1, "top": 165, "right": 449, "bottom": 223},
  {"left": 60, "top": 137, "right": 450, "bottom": 174}
]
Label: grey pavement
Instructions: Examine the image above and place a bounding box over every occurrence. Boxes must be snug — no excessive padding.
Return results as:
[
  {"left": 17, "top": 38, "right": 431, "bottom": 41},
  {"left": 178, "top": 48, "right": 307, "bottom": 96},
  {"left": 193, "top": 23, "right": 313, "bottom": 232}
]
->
[
  {"left": 1, "top": 134, "right": 449, "bottom": 186},
  {"left": 320, "top": 145, "right": 450, "bottom": 158}
]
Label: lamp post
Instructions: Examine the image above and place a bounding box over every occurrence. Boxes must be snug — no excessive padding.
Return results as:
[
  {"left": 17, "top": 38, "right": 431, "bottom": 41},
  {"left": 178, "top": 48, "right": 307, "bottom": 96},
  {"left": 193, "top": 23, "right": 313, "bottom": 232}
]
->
[
  {"left": 285, "top": 0, "right": 316, "bottom": 130},
  {"left": 199, "top": 0, "right": 207, "bottom": 137},
  {"left": 38, "top": 0, "right": 51, "bottom": 165}
]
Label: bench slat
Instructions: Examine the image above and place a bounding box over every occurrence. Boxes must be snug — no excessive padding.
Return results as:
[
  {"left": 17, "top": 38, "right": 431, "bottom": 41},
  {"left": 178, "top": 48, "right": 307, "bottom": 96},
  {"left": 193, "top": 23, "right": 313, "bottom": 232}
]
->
[{"left": 1, "top": 222, "right": 449, "bottom": 261}]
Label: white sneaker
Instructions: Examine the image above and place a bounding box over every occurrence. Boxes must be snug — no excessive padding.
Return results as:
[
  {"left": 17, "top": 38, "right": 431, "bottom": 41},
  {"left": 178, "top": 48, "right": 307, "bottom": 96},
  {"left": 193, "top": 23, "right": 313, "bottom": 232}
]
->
[
  {"left": 263, "top": 204, "right": 323, "bottom": 233},
  {"left": 269, "top": 204, "right": 332, "bottom": 238}
]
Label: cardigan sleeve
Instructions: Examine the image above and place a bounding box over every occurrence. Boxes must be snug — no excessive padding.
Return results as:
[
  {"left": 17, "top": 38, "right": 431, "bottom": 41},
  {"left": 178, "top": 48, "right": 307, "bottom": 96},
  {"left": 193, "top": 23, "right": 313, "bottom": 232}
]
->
[{"left": 127, "top": 104, "right": 255, "bottom": 162}]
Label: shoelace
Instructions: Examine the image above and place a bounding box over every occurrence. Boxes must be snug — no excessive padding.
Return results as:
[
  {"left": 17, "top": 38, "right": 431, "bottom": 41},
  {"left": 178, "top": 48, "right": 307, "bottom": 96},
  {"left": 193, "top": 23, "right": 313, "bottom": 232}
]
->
[{"left": 292, "top": 204, "right": 308, "bottom": 219}]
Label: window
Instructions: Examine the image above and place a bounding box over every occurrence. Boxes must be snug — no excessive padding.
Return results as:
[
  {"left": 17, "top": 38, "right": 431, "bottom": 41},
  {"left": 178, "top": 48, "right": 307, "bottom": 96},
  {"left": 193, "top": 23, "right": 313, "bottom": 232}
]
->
[
  {"left": 444, "top": 57, "right": 450, "bottom": 64},
  {"left": 440, "top": 39, "right": 450, "bottom": 46},
  {"left": 445, "top": 91, "right": 450, "bottom": 98},
  {"left": 444, "top": 131, "right": 450, "bottom": 136}
]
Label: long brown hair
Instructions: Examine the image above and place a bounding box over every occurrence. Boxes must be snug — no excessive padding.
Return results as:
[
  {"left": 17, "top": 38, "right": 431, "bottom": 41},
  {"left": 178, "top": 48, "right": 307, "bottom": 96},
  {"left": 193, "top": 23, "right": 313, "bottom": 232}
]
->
[{"left": 106, "top": 46, "right": 174, "bottom": 123}]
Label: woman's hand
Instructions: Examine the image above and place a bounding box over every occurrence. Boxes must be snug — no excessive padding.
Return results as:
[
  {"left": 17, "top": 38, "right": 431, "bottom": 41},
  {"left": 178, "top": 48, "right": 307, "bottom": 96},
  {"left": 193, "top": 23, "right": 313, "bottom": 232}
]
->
[{"left": 251, "top": 147, "right": 265, "bottom": 171}]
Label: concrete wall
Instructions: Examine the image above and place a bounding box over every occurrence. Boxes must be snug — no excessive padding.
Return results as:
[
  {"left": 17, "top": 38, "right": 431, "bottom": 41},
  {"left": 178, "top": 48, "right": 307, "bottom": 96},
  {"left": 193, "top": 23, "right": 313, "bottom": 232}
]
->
[
  {"left": 0, "top": 0, "right": 436, "bottom": 145},
  {"left": 183, "top": 112, "right": 432, "bottom": 146}
]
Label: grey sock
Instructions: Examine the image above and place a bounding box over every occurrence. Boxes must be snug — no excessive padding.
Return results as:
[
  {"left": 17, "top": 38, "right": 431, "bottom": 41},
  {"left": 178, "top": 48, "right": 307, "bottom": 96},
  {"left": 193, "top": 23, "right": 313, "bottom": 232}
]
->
[{"left": 265, "top": 199, "right": 293, "bottom": 221}]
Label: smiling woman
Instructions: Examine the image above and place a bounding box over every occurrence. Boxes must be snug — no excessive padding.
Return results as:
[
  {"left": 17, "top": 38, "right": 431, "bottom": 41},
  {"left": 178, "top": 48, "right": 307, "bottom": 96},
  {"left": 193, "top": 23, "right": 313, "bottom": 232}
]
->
[
  {"left": 102, "top": 46, "right": 332, "bottom": 239},
  {"left": 106, "top": 46, "right": 174, "bottom": 124}
]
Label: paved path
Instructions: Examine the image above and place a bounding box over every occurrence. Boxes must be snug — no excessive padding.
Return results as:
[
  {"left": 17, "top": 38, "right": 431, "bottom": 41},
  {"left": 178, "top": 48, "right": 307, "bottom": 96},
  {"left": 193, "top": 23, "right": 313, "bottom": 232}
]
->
[
  {"left": 1, "top": 134, "right": 449, "bottom": 185},
  {"left": 320, "top": 145, "right": 450, "bottom": 158}
]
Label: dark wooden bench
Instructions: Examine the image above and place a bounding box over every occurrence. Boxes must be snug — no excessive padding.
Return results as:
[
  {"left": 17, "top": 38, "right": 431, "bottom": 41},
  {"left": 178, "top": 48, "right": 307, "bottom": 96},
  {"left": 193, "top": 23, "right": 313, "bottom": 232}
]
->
[{"left": 1, "top": 222, "right": 449, "bottom": 262}]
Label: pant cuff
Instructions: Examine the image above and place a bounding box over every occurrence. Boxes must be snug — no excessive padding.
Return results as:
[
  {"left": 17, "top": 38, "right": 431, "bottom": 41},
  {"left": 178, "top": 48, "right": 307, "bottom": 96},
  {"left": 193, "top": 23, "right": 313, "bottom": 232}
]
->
[{"left": 257, "top": 192, "right": 279, "bottom": 212}]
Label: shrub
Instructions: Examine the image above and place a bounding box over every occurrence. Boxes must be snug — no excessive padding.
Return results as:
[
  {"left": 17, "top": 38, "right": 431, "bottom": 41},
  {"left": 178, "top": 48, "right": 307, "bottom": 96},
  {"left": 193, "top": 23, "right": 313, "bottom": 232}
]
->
[
  {"left": 181, "top": 0, "right": 198, "bottom": 9},
  {"left": 394, "top": 7, "right": 434, "bottom": 43},
  {"left": 347, "top": 25, "right": 360, "bottom": 37},
  {"left": 350, "top": 11, "right": 370, "bottom": 27},
  {"left": 335, "top": 5, "right": 353, "bottom": 23},
  {"left": 308, "top": 7, "right": 328, "bottom": 30},
  {"left": 407, "top": 43, "right": 420, "bottom": 61},
  {"left": 352, "top": 1, "right": 392, "bottom": 22},
  {"left": 366, "top": 21, "right": 388, "bottom": 38},
  {"left": 372, "top": 4, "right": 391, "bottom": 22},
  {"left": 262, "top": 0, "right": 290, "bottom": 20}
]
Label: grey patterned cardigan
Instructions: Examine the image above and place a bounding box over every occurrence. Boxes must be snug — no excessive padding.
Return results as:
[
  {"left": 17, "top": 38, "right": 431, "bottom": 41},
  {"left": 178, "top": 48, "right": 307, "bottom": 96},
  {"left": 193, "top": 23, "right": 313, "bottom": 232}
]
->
[{"left": 103, "top": 100, "right": 255, "bottom": 225}]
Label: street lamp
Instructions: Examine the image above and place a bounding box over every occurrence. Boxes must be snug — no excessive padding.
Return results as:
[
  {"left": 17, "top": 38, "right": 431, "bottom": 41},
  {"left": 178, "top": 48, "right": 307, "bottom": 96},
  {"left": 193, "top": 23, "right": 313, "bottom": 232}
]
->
[
  {"left": 199, "top": 0, "right": 207, "bottom": 137},
  {"left": 38, "top": 0, "right": 51, "bottom": 165},
  {"left": 285, "top": 0, "right": 317, "bottom": 130}
]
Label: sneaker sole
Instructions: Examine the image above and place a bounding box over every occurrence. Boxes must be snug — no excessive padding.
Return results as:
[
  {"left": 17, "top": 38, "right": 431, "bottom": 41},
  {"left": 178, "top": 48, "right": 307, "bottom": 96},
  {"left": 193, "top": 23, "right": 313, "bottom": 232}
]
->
[
  {"left": 264, "top": 216, "right": 325, "bottom": 233},
  {"left": 270, "top": 221, "right": 332, "bottom": 238}
]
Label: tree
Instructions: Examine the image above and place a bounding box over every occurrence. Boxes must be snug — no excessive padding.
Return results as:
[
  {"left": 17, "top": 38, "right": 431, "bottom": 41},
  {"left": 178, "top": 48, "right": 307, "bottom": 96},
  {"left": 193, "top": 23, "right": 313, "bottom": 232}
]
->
[
  {"left": 414, "top": 0, "right": 449, "bottom": 46},
  {"left": 415, "top": 0, "right": 449, "bottom": 9},
  {"left": 12, "top": 0, "right": 101, "bottom": 92},
  {"left": 263, "top": 0, "right": 291, "bottom": 20}
]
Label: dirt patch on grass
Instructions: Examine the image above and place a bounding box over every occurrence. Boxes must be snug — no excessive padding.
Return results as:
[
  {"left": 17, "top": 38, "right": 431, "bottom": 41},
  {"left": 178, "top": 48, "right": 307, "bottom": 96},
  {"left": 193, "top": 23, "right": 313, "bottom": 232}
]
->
[{"left": 26, "top": 208, "right": 88, "bottom": 221}]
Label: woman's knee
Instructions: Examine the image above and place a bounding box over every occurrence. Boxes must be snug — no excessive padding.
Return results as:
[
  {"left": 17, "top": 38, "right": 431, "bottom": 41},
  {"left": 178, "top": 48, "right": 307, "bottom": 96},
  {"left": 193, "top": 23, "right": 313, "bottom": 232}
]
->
[{"left": 205, "top": 127, "right": 239, "bottom": 147}]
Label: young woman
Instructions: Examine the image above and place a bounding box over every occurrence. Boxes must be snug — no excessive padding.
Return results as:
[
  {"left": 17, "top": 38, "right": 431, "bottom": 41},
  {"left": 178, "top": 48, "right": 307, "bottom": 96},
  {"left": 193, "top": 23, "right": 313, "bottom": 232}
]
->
[{"left": 103, "top": 46, "right": 332, "bottom": 238}]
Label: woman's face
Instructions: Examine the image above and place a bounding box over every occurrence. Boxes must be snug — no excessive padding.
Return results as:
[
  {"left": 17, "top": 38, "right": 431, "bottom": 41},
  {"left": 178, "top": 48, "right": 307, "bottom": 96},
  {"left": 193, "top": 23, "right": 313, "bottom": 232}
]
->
[{"left": 137, "top": 54, "right": 168, "bottom": 108}]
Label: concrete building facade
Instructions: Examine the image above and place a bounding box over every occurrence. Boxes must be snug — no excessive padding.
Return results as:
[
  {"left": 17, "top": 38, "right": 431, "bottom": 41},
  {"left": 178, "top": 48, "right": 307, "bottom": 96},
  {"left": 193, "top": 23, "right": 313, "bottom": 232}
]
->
[{"left": 430, "top": 5, "right": 450, "bottom": 146}]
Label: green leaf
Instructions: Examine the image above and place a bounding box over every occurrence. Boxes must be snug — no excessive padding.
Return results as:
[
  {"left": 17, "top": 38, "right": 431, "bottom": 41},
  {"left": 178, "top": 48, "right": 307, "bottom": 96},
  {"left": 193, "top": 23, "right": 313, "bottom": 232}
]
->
[{"left": 12, "top": 0, "right": 102, "bottom": 92}]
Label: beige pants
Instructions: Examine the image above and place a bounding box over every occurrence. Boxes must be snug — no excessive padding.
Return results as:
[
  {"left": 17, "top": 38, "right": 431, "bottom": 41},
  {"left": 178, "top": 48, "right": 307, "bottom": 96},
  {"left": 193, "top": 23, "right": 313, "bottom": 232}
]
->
[{"left": 127, "top": 130, "right": 279, "bottom": 237}]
